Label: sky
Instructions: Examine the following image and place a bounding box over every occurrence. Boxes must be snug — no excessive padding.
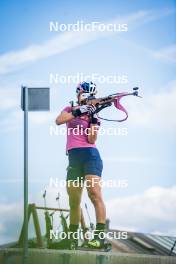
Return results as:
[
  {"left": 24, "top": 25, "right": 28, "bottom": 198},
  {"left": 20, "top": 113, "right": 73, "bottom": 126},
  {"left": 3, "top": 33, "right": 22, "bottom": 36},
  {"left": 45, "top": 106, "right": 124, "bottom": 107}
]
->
[{"left": 0, "top": 0, "right": 176, "bottom": 244}]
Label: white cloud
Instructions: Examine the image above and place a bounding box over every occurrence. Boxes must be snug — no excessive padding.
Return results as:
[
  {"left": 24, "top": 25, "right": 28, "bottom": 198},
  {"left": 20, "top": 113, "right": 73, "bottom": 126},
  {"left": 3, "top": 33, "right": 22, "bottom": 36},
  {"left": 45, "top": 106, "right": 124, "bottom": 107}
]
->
[
  {"left": 0, "top": 111, "right": 22, "bottom": 133},
  {"left": 153, "top": 45, "right": 176, "bottom": 63},
  {"left": 0, "top": 202, "right": 23, "bottom": 244},
  {"left": 0, "top": 98, "right": 17, "bottom": 111},
  {"left": 103, "top": 156, "right": 150, "bottom": 163},
  {"left": 0, "top": 8, "right": 174, "bottom": 74},
  {"left": 29, "top": 111, "right": 58, "bottom": 125},
  {"left": 106, "top": 185, "right": 176, "bottom": 235},
  {"left": 127, "top": 80, "right": 176, "bottom": 132},
  {"left": 0, "top": 87, "right": 19, "bottom": 111},
  {"left": 117, "top": 34, "right": 176, "bottom": 64}
]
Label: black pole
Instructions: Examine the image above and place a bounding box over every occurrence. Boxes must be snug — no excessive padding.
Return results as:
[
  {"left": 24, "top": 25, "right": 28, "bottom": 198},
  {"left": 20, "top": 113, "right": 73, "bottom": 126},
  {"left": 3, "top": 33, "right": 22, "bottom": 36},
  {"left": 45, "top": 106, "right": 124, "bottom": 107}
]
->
[{"left": 23, "top": 86, "right": 28, "bottom": 264}]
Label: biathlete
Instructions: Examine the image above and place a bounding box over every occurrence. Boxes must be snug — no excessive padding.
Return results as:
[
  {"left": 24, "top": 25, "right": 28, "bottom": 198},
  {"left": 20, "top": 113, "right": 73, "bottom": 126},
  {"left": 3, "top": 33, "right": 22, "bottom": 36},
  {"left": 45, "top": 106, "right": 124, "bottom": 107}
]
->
[{"left": 56, "top": 81, "right": 108, "bottom": 249}]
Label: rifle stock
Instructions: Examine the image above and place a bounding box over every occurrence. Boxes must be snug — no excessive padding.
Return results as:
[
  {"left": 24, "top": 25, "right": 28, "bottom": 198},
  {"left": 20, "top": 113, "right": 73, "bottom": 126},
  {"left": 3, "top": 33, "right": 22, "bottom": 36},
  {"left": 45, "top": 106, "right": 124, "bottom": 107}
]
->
[{"left": 86, "top": 95, "right": 115, "bottom": 106}]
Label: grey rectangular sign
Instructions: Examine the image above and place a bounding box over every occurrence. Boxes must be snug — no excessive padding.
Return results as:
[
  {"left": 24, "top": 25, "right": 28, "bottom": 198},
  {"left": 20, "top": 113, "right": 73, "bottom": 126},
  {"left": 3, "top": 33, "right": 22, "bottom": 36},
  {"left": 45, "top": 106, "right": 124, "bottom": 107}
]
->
[{"left": 21, "top": 87, "right": 50, "bottom": 111}]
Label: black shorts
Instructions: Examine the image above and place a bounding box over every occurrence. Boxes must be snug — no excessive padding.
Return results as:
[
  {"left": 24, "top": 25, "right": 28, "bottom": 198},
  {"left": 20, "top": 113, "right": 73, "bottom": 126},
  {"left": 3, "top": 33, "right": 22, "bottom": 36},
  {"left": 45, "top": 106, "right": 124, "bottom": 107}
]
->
[{"left": 66, "top": 147, "right": 103, "bottom": 182}]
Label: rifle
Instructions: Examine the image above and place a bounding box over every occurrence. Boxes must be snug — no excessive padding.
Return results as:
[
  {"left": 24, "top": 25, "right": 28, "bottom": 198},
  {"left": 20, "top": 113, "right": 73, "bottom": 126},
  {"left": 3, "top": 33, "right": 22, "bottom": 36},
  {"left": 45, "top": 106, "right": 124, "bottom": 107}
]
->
[{"left": 85, "top": 87, "right": 141, "bottom": 122}]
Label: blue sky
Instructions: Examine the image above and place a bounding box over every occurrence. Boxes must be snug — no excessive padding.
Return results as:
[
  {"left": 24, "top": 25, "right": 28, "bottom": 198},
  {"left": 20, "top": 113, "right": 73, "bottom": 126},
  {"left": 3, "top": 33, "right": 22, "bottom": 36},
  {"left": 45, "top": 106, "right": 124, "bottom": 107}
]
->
[{"left": 0, "top": 0, "right": 176, "bottom": 244}]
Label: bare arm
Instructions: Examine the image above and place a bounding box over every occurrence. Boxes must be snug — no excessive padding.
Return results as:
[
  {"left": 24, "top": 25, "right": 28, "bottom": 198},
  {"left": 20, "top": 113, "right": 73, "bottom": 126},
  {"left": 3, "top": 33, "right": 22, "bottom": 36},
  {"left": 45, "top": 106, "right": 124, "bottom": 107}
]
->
[
  {"left": 87, "top": 124, "right": 99, "bottom": 144},
  {"left": 55, "top": 111, "right": 74, "bottom": 125},
  {"left": 56, "top": 105, "right": 92, "bottom": 125}
]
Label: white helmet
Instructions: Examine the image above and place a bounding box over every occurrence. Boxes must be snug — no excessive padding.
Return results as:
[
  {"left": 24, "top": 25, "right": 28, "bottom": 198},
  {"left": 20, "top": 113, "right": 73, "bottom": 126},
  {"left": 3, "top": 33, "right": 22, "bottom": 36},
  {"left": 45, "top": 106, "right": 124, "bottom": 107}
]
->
[{"left": 76, "top": 81, "right": 97, "bottom": 95}]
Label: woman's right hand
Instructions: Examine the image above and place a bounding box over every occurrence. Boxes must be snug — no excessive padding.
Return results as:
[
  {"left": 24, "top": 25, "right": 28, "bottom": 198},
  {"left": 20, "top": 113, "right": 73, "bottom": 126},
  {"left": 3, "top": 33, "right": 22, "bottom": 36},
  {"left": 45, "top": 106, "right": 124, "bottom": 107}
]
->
[
  {"left": 71, "top": 104, "right": 96, "bottom": 118},
  {"left": 56, "top": 104, "right": 97, "bottom": 125},
  {"left": 79, "top": 104, "right": 96, "bottom": 115}
]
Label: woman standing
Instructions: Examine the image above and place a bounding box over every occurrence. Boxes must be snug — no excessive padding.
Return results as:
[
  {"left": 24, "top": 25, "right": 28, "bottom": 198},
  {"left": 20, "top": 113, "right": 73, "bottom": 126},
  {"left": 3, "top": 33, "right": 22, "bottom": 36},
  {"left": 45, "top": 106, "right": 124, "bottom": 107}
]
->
[{"left": 56, "top": 81, "right": 106, "bottom": 249}]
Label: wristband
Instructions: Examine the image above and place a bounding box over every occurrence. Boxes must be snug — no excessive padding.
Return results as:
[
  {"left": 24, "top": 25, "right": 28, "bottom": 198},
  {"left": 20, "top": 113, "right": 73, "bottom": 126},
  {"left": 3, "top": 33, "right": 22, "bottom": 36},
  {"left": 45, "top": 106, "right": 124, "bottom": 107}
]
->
[
  {"left": 71, "top": 108, "right": 82, "bottom": 117},
  {"left": 91, "top": 116, "right": 98, "bottom": 124},
  {"left": 90, "top": 115, "right": 100, "bottom": 126}
]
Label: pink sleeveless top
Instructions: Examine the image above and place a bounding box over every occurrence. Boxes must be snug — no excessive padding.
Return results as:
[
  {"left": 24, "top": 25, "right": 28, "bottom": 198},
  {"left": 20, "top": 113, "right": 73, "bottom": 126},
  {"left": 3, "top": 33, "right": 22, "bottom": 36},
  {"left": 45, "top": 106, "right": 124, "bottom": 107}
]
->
[{"left": 63, "top": 106, "right": 98, "bottom": 151}]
